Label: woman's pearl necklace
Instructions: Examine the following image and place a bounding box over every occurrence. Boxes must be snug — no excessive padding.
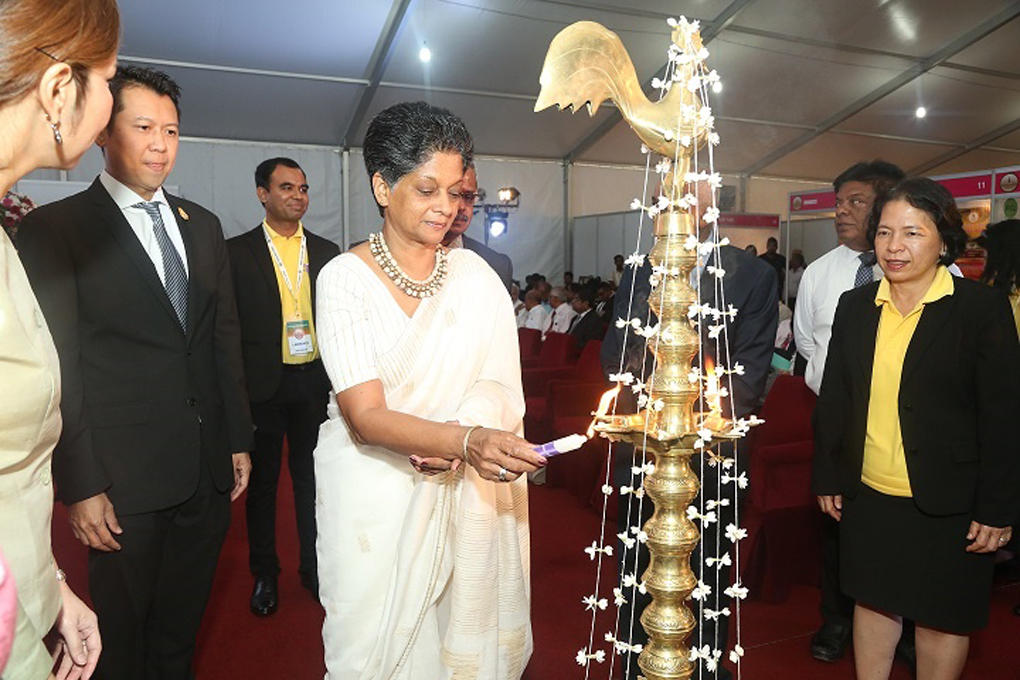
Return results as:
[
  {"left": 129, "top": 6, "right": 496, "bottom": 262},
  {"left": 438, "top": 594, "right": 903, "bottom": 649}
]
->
[{"left": 369, "top": 231, "right": 448, "bottom": 299}]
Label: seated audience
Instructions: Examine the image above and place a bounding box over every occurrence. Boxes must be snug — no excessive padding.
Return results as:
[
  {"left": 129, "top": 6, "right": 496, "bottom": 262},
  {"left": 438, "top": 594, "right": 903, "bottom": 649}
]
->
[
  {"left": 595, "top": 281, "right": 615, "bottom": 320},
  {"left": 511, "top": 283, "right": 527, "bottom": 326},
  {"left": 568, "top": 288, "right": 604, "bottom": 349},
  {"left": 522, "top": 290, "right": 551, "bottom": 330},
  {"left": 545, "top": 286, "right": 577, "bottom": 335}
]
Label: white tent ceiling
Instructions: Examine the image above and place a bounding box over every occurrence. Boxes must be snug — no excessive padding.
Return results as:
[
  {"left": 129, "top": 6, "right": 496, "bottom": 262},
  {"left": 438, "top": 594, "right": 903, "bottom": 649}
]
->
[{"left": 117, "top": 0, "right": 1020, "bottom": 182}]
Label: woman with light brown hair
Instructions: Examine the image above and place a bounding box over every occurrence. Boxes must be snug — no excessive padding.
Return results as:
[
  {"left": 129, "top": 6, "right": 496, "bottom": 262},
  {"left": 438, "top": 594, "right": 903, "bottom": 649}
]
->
[{"left": 0, "top": 1, "right": 120, "bottom": 678}]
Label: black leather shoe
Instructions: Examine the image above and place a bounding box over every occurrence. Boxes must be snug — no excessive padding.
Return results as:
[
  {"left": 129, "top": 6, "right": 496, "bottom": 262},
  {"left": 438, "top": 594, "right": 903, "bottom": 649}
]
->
[
  {"left": 250, "top": 575, "right": 278, "bottom": 616},
  {"left": 895, "top": 635, "right": 917, "bottom": 673},
  {"left": 810, "top": 622, "right": 851, "bottom": 662}
]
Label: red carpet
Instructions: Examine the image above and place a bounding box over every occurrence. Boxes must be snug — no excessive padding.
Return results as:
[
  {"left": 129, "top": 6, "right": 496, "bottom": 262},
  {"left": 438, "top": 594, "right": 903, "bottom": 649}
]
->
[{"left": 51, "top": 468, "right": 1019, "bottom": 678}]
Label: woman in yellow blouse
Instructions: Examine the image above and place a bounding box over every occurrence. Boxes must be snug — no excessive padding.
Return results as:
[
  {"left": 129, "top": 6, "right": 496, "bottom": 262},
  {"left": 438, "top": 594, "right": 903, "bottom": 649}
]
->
[
  {"left": 0, "top": 1, "right": 119, "bottom": 678},
  {"left": 812, "top": 178, "right": 1018, "bottom": 679}
]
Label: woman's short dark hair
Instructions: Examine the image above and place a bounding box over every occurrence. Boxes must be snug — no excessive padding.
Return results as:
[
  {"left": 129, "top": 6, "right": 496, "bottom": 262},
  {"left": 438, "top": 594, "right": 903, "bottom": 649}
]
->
[
  {"left": 867, "top": 177, "right": 967, "bottom": 267},
  {"left": 363, "top": 101, "right": 473, "bottom": 215},
  {"left": 979, "top": 219, "right": 1020, "bottom": 293}
]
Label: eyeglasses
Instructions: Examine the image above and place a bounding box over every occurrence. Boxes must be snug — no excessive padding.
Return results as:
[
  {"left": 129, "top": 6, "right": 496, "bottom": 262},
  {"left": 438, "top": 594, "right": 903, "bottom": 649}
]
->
[{"left": 459, "top": 192, "right": 480, "bottom": 205}]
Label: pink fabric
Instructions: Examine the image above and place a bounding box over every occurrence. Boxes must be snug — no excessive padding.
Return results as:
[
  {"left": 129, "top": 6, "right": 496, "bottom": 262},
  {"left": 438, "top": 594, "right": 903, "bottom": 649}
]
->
[{"left": 0, "top": 550, "right": 16, "bottom": 675}]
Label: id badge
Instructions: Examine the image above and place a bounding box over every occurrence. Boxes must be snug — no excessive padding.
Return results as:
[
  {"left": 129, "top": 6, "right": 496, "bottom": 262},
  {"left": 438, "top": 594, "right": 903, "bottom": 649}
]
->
[{"left": 286, "top": 319, "right": 314, "bottom": 356}]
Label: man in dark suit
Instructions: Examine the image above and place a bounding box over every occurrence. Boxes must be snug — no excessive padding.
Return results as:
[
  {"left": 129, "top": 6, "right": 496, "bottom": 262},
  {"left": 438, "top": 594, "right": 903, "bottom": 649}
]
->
[
  {"left": 228, "top": 158, "right": 339, "bottom": 616},
  {"left": 568, "top": 287, "right": 605, "bottom": 349},
  {"left": 441, "top": 164, "right": 514, "bottom": 291},
  {"left": 18, "top": 66, "right": 253, "bottom": 680}
]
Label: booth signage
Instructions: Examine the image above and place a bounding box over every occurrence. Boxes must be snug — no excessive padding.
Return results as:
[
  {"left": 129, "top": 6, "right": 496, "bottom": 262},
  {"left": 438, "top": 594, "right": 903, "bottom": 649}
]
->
[
  {"left": 789, "top": 190, "right": 835, "bottom": 213},
  {"left": 718, "top": 213, "right": 780, "bottom": 228},
  {"left": 935, "top": 173, "right": 993, "bottom": 199},
  {"left": 998, "top": 172, "right": 1019, "bottom": 195}
]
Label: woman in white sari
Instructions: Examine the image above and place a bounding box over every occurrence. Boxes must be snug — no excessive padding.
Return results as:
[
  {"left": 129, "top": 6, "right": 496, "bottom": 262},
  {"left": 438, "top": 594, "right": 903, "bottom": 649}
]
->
[{"left": 314, "top": 101, "right": 544, "bottom": 679}]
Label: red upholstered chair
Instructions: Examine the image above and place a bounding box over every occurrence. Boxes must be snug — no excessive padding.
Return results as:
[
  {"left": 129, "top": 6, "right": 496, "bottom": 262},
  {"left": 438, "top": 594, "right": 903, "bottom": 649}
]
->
[
  {"left": 740, "top": 375, "right": 822, "bottom": 603},
  {"left": 524, "top": 341, "right": 603, "bottom": 440},
  {"left": 518, "top": 327, "right": 542, "bottom": 362},
  {"left": 521, "top": 331, "right": 577, "bottom": 370},
  {"left": 523, "top": 339, "right": 602, "bottom": 398},
  {"left": 540, "top": 379, "right": 611, "bottom": 507}
]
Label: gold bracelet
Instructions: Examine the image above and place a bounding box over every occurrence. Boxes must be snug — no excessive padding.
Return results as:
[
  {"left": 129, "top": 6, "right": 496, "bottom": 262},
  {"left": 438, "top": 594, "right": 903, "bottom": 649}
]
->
[{"left": 462, "top": 425, "right": 480, "bottom": 461}]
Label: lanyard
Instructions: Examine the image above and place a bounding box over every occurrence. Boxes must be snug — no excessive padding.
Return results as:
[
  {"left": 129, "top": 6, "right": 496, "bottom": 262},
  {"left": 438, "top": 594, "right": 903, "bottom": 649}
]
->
[{"left": 262, "top": 222, "right": 307, "bottom": 316}]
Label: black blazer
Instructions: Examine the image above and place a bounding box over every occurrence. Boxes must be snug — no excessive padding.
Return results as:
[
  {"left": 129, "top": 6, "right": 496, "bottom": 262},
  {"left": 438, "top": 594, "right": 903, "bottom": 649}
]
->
[
  {"left": 570, "top": 309, "right": 605, "bottom": 349},
  {"left": 811, "top": 276, "right": 1020, "bottom": 527},
  {"left": 600, "top": 245, "right": 779, "bottom": 418},
  {"left": 462, "top": 235, "right": 513, "bottom": 293},
  {"left": 227, "top": 225, "right": 340, "bottom": 403},
  {"left": 18, "top": 179, "right": 253, "bottom": 514}
]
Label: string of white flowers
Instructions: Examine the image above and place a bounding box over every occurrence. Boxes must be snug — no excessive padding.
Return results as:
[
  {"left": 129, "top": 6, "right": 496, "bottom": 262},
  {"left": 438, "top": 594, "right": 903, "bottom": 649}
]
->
[
  {"left": 616, "top": 17, "right": 702, "bottom": 677},
  {"left": 582, "top": 51, "right": 664, "bottom": 680},
  {"left": 694, "top": 51, "right": 749, "bottom": 678}
]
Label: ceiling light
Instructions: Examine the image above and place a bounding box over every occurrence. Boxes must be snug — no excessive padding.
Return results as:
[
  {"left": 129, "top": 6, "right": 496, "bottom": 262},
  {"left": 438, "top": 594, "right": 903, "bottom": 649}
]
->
[
  {"left": 419, "top": 44, "right": 432, "bottom": 63},
  {"left": 915, "top": 106, "right": 927, "bottom": 119},
  {"left": 712, "top": 81, "right": 723, "bottom": 93}
]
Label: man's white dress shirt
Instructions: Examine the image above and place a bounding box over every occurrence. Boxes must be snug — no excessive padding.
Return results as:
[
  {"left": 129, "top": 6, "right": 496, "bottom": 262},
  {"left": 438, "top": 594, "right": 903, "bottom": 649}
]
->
[
  {"left": 546, "top": 303, "right": 577, "bottom": 335},
  {"left": 794, "top": 245, "right": 881, "bottom": 395},
  {"left": 99, "top": 171, "right": 189, "bottom": 282},
  {"left": 523, "top": 304, "right": 551, "bottom": 332}
]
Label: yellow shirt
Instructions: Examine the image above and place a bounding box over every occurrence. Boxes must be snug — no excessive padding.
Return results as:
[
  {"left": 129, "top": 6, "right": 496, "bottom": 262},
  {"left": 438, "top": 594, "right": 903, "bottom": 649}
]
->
[
  {"left": 862, "top": 266, "right": 954, "bottom": 496},
  {"left": 264, "top": 221, "right": 318, "bottom": 364}
]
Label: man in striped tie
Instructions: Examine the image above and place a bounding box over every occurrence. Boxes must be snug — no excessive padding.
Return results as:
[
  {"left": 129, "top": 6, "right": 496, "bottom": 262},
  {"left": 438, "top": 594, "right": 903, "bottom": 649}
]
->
[{"left": 19, "top": 66, "right": 253, "bottom": 680}]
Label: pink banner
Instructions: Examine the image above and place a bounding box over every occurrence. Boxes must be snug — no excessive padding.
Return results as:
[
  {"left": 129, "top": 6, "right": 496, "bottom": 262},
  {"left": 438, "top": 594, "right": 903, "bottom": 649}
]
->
[
  {"left": 789, "top": 190, "right": 835, "bottom": 213},
  {"left": 718, "top": 212, "right": 780, "bottom": 228},
  {"left": 934, "top": 173, "right": 993, "bottom": 199}
]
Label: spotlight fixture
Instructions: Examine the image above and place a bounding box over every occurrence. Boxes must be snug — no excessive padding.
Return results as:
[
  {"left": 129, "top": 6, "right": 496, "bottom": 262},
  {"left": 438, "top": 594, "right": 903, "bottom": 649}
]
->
[
  {"left": 915, "top": 106, "right": 927, "bottom": 119},
  {"left": 419, "top": 44, "right": 432, "bottom": 63},
  {"left": 496, "top": 187, "right": 521, "bottom": 207},
  {"left": 487, "top": 210, "right": 508, "bottom": 238}
]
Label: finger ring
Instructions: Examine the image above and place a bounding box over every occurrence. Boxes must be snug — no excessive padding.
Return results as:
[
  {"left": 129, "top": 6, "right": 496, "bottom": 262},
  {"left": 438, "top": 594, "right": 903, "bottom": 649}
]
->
[
  {"left": 1000, "top": 536, "right": 1009, "bottom": 543},
  {"left": 498, "top": 466, "right": 508, "bottom": 482}
]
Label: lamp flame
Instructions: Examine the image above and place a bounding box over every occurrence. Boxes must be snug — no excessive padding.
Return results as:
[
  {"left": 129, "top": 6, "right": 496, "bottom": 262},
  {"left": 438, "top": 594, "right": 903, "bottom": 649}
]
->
[{"left": 586, "top": 385, "right": 621, "bottom": 438}]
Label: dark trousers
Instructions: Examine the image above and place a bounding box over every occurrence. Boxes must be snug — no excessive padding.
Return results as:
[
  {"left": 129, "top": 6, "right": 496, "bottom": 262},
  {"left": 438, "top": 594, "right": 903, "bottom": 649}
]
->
[
  {"left": 616, "top": 443, "right": 745, "bottom": 680},
  {"left": 89, "top": 463, "right": 230, "bottom": 680},
  {"left": 246, "top": 364, "right": 328, "bottom": 580},
  {"left": 820, "top": 514, "right": 855, "bottom": 626}
]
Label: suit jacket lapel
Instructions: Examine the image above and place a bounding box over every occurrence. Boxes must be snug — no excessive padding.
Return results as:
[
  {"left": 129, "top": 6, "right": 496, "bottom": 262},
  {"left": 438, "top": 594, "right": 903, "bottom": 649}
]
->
[
  {"left": 855, "top": 298, "right": 881, "bottom": 398},
  {"left": 901, "top": 288, "right": 957, "bottom": 385},
  {"left": 246, "top": 225, "right": 281, "bottom": 307},
  {"left": 90, "top": 180, "right": 182, "bottom": 330}
]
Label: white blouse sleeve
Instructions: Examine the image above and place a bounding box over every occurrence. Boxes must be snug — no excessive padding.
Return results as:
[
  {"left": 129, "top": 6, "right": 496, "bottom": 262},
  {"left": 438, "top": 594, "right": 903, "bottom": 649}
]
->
[{"left": 316, "top": 259, "right": 380, "bottom": 393}]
